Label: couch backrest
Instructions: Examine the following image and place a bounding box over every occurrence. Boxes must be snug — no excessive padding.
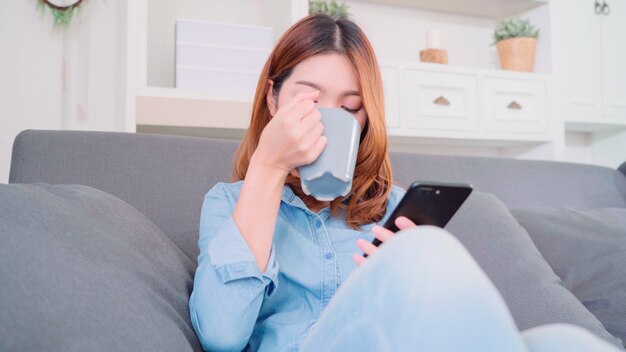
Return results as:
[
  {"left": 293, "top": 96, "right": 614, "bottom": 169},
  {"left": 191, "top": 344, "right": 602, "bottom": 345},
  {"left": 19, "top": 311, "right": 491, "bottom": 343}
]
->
[
  {"left": 390, "top": 151, "right": 626, "bottom": 210},
  {"left": 10, "top": 130, "right": 626, "bottom": 261}
]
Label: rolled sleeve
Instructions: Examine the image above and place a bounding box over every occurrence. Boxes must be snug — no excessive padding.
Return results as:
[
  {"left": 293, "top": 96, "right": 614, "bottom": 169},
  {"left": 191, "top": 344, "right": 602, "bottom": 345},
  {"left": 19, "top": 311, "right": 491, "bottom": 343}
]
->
[
  {"left": 190, "top": 182, "right": 282, "bottom": 351},
  {"left": 208, "top": 216, "right": 280, "bottom": 297}
]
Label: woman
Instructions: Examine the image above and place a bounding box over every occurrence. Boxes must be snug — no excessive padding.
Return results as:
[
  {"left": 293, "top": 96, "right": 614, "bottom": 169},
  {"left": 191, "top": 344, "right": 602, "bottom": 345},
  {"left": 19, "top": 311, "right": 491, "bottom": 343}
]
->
[{"left": 189, "top": 14, "right": 619, "bottom": 352}]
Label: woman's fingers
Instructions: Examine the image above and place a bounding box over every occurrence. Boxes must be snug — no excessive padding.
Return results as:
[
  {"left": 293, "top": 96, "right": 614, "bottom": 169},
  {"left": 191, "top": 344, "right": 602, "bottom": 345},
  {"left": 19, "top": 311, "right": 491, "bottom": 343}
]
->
[
  {"left": 304, "top": 135, "right": 327, "bottom": 164},
  {"left": 284, "top": 91, "right": 319, "bottom": 120},
  {"left": 353, "top": 220, "right": 419, "bottom": 267},
  {"left": 300, "top": 117, "right": 324, "bottom": 151},
  {"left": 352, "top": 253, "right": 366, "bottom": 266},
  {"left": 300, "top": 108, "right": 322, "bottom": 134},
  {"left": 356, "top": 238, "right": 378, "bottom": 258},
  {"left": 395, "top": 216, "right": 417, "bottom": 230},
  {"left": 353, "top": 225, "right": 398, "bottom": 266},
  {"left": 372, "top": 225, "right": 395, "bottom": 243}
]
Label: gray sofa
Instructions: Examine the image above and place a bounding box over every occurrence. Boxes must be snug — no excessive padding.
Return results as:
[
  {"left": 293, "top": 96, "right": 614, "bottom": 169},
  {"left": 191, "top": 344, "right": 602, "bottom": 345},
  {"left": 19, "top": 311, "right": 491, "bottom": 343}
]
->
[{"left": 2, "top": 129, "right": 626, "bottom": 351}]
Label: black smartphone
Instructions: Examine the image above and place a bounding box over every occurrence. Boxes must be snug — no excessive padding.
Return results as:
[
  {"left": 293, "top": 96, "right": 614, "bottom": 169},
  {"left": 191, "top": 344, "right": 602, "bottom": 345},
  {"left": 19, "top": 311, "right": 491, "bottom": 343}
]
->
[{"left": 365, "top": 181, "right": 473, "bottom": 256}]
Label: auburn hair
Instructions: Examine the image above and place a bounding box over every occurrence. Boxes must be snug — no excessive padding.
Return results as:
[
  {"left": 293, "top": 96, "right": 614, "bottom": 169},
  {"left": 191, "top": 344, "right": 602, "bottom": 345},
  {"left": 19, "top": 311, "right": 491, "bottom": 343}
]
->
[{"left": 232, "top": 14, "right": 393, "bottom": 230}]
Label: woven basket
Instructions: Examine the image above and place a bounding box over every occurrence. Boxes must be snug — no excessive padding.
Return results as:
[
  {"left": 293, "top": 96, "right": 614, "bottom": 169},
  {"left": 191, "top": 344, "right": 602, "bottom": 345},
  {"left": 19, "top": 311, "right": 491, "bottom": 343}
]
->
[{"left": 496, "top": 37, "right": 537, "bottom": 72}]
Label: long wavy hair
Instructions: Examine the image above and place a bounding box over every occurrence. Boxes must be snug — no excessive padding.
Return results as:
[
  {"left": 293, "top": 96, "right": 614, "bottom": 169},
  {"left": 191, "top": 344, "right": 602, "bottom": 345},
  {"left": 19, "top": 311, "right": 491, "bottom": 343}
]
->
[{"left": 232, "top": 14, "right": 393, "bottom": 230}]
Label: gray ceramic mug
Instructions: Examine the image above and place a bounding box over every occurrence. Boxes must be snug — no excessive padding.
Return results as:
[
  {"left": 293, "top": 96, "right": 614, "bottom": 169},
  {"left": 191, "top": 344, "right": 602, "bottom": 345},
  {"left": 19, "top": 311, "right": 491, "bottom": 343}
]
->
[{"left": 299, "top": 108, "right": 362, "bottom": 201}]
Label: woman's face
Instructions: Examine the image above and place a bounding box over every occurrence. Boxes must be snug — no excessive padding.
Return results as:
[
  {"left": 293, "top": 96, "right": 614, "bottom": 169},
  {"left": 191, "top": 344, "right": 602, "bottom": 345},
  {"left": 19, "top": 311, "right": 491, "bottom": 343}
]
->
[{"left": 267, "top": 53, "right": 367, "bottom": 130}]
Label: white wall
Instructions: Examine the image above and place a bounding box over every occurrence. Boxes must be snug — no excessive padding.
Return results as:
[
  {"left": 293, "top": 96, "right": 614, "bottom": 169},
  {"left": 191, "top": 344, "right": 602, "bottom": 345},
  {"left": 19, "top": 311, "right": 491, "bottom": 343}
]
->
[
  {"left": 592, "top": 130, "right": 626, "bottom": 168},
  {"left": 345, "top": 1, "right": 499, "bottom": 68},
  {"left": 0, "top": 1, "right": 64, "bottom": 184},
  {"left": 0, "top": 0, "right": 132, "bottom": 184},
  {"left": 61, "top": 0, "right": 131, "bottom": 132}
]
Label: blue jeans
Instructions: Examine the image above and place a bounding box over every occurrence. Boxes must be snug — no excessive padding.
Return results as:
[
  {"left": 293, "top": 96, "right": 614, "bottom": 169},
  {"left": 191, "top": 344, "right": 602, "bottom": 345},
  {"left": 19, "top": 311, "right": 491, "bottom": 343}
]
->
[{"left": 299, "top": 226, "right": 620, "bottom": 352}]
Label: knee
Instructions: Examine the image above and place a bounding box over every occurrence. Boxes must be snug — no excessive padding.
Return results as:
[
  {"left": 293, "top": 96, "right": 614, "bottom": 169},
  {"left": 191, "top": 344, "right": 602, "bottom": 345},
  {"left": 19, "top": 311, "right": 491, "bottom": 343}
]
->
[
  {"left": 376, "top": 225, "right": 467, "bottom": 266},
  {"left": 364, "top": 226, "right": 495, "bottom": 304},
  {"left": 367, "top": 225, "right": 485, "bottom": 289}
]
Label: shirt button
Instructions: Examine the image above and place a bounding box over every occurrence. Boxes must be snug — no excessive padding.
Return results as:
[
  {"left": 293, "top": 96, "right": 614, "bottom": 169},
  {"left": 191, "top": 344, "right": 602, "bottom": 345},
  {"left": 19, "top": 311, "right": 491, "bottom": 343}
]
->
[
  {"left": 314, "top": 219, "right": 322, "bottom": 228},
  {"left": 324, "top": 252, "right": 334, "bottom": 260}
]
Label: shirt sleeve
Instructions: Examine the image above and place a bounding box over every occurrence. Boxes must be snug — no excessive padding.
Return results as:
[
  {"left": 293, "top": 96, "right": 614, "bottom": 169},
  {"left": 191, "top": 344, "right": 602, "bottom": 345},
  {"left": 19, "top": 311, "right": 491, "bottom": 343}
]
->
[{"left": 189, "top": 183, "right": 279, "bottom": 352}]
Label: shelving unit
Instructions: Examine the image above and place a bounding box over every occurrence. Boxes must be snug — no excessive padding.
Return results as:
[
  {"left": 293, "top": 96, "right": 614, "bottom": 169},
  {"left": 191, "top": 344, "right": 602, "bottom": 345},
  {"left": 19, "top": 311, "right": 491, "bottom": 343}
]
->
[
  {"left": 551, "top": 0, "right": 626, "bottom": 167},
  {"left": 349, "top": 0, "right": 547, "bottom": 19},
  {"left": 125, "top": 0, "right": 307, "bottom": 137},
  {"left": 380, "top": 60, "right": 551, "bottom": 148},
  {"left": 123, "top": 0, "right": 624, "bottom": 167}
]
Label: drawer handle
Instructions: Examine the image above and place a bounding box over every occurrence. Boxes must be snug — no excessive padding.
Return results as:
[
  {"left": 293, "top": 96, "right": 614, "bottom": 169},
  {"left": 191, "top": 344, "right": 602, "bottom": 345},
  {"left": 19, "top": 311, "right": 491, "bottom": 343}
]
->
[
  {"left": 433, "top": 96, "right": 450, "bottom": 106},
  {"left": 507, "top": 101, "right": 522, "bottom": 110}
]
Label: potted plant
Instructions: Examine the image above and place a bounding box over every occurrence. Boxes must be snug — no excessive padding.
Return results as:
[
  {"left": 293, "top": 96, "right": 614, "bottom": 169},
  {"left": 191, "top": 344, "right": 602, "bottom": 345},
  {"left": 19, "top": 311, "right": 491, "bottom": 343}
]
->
[
  {"left": 309, "top": 0, "right": 350, "bottom": 19},
  {"left": 493, "top": 17, "right": 540, "bottom": 72}
]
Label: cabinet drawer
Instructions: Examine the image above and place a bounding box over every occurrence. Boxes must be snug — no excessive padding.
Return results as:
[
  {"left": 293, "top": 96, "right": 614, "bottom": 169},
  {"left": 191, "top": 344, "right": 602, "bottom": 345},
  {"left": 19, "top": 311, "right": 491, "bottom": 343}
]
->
[
  {"left": 380, "top": 66, "right": 400, "bottom": 128},
  {"left": 404, "top": 70, "right": 478, "bottom": 131},
  {"left": 482, "top": 78, "right": 547, "bottom": 134}
]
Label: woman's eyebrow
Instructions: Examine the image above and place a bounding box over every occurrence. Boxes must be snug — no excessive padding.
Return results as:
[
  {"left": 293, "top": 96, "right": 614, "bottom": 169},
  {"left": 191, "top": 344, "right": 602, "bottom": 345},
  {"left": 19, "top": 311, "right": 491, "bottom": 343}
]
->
[{"left": 295, "top": 80, "right": 360, "bottom": 97}]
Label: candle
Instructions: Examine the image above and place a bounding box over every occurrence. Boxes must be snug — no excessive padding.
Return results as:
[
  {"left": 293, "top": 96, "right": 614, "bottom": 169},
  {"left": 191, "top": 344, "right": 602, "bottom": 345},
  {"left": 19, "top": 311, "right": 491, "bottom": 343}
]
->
[{"left": 426, "top": 29, "right": 441, "bottom": 49}]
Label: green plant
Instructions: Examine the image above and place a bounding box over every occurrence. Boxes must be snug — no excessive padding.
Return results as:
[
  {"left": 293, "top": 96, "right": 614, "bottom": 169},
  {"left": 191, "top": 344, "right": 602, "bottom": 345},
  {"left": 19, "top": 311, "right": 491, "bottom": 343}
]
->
[
  {"left": 309, "top": 0, "right": 350, "bottom": 19},
  {"left": 37, "top": 0, "right": 87, "bottom": 28},
  {"left": 493, "top": 17, "right": 539, "bottom": 44}
]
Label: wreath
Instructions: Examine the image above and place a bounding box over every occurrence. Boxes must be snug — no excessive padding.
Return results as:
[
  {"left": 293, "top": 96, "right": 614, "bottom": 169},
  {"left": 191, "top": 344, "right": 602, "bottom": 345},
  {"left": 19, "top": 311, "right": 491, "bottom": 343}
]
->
[{"left": 37, "top": 0, "right": 87, "bottom": 27}]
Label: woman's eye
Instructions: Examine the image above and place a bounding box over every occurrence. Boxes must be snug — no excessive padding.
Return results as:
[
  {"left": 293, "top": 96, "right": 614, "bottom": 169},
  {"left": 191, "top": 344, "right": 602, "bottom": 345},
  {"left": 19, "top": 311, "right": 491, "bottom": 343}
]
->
[{"left": 341, "top": 105, "right": 361, "bottom": 113}]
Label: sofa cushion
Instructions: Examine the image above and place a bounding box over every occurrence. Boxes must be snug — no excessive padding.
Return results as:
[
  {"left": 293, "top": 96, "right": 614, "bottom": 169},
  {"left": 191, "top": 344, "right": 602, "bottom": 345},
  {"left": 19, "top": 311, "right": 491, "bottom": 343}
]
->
[
  {"left": 445, "top": 192, "right": 623, "bottom": 348},
  {"left": 0, "top": 183, "right": 202, "bottom": 352},
  {"left": 511, "top": 207, "right": 626, "bottom": 348}
]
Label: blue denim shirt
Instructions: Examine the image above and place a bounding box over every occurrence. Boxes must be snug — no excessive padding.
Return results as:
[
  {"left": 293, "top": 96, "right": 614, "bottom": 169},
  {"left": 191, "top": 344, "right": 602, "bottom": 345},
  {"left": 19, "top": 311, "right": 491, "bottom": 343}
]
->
[{"left": 189, "top": 180, "right": 406, "bottom": 352}]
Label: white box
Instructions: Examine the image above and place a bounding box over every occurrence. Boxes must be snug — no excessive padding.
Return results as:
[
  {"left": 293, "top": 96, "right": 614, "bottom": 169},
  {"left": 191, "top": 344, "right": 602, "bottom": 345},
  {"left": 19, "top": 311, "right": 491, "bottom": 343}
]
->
[
  {"left": 175, "top": 19, "right": 274, "bottom": 98},
  {"left": 176, "top": 44, "right": 270, "bottom": 72},
  {"left": 176, "top": 19, "right": 274, "bottom": 49}
]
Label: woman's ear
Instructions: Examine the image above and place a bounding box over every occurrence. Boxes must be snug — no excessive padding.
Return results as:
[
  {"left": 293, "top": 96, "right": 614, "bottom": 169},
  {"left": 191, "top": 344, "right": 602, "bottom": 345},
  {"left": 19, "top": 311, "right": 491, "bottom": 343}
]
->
[{"left": 266, "top": 79, "right": 277, "bottom": 116}]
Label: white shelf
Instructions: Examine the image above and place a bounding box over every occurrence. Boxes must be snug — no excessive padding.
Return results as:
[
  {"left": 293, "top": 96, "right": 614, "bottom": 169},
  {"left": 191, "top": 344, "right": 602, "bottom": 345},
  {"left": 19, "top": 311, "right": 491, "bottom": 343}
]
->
[
  {"left": 390, "top": 134, "right": 549, "bottom": 148},
  {"left": 349, "top": 0, "right": 547, "bottom": 18},
  {"left": 565, "top": 120, "right": 626, "bottom": 133},
  {"left": 136, "top": 87, "right": 252, "bottom": 130}
]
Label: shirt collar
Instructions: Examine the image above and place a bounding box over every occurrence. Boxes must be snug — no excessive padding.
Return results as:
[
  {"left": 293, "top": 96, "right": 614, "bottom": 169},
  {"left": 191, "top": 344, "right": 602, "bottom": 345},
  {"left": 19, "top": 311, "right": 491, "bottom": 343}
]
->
[
  {"left": 281, "top": 184, "right": 346, "bottom": 219},
  {"left": 281, "top": 184, "right": 309, "bottom": 210}
]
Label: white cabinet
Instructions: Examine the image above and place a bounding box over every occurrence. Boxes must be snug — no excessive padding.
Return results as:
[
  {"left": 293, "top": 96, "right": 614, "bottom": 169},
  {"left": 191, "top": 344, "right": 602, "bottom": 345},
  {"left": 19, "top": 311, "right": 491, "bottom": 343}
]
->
[
  {"left": 482, "top": 77, "right": 547, "bottom": 135},
  {"left": 557, "top": 0, "right": 602, "bottom": 121},
  {"left": 404, "top": 70, "right": 478, "bottom": 132},
  {"left": 555, "top": 0, "right": 626, "bottom": 128},
  {"left": 601, "top": 0, "right": 626, "bottom": 118},
  {"left": 381, "top": 61, "right": 550, "bottom": 144},
  {"left": 379, "top": 66, "right": 400, "bottom": 128}
]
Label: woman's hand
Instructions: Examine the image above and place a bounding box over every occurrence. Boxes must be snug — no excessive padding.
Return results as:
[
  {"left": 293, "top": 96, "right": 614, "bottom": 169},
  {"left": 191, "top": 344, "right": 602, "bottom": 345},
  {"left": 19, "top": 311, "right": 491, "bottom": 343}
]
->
[
  {"left": 252, "top": 90, "right": 327, "bottom": 176},
  {"left": 352, "top": 216, "right": 417, "bottom": 266}
]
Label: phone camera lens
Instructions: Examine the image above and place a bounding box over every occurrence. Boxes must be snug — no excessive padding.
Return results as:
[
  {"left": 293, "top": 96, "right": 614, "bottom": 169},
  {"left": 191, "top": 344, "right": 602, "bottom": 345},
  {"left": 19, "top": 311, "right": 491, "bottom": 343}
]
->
[{"left": 419, "top": 187, "right": 434, "bottom": 195}]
